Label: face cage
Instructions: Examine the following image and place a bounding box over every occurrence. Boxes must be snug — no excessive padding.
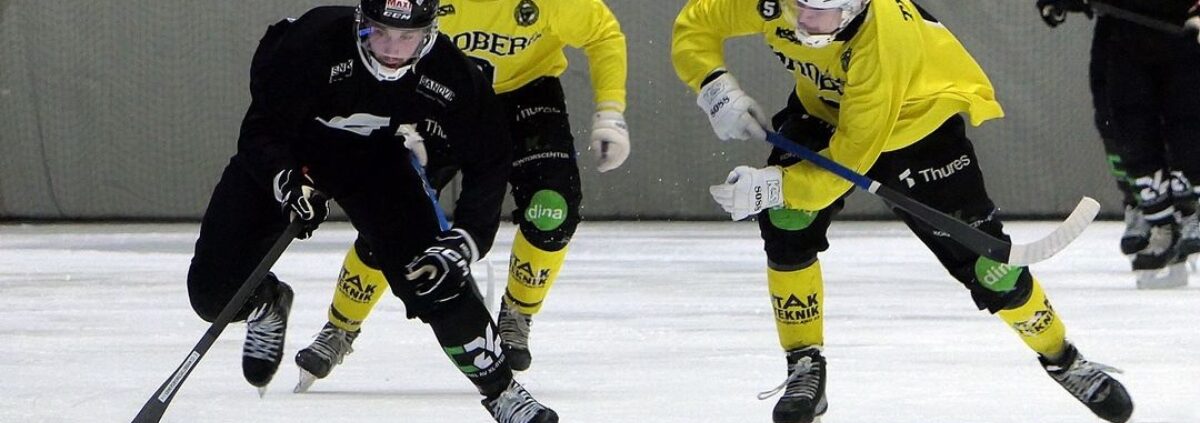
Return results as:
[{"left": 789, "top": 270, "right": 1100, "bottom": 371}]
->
[
  {"left": 354, "top": 9, "right": 437, "bottom": 81},
  {"left": 787, "top": 0, "right": 868, "bottom": 48}
]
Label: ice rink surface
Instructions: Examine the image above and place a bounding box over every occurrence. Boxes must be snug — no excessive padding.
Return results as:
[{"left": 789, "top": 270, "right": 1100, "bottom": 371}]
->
[{"left": 0, "top": 221, "right": 1196, "bottom": 423}]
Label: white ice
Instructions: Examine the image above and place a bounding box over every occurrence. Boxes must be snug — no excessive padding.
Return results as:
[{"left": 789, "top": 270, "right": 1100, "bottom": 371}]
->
[{"left": 0, "top": 221, "right": 1196, "bottom": 423}]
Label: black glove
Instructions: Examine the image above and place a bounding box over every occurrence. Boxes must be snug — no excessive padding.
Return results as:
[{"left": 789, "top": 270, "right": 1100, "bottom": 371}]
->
[
  {"left": 272, "top": 168, "right": 329, "bottom": 240},
  {"left": 1037, "top": 0, "right": 1093, "bottom": 28},
  {"left": 404, "top": 230, "right": 477, "bottom": 303}
]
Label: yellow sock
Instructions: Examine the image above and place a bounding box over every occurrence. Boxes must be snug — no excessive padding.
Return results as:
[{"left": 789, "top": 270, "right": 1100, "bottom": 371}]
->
[
  {"left": 505, "top": 229, "right": 568, "bottom": 315},
  {"left": 769, "top": 263, "right": 824, "bottom": 351},
  {"left": 997, "top": 278, "right": 1067, "bottom": 358},
  {"left": 328, "top": 245, "right": 390, "bottom": 332}
]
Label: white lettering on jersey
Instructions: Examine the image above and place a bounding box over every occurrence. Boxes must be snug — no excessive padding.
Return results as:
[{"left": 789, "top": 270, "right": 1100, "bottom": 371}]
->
[{"left": 316, "top": 113, "right": 391, "bottom": 136}]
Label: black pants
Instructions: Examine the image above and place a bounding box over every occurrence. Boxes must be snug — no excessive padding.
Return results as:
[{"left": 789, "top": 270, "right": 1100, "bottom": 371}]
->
[
  {"left": 188, "top": 142, "right": 445, "bottom": 322},
  {"left": 1091, "top": 16, "right": 1200, "bottom": 211},
  {"left": 501, "top": 77, "right": 582, "bottom": 252},
  {"left": 760, "top": 97, "right": 1031, "bottom": 312}
]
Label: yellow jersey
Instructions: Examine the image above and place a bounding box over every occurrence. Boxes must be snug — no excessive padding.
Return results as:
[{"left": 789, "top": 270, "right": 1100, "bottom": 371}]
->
[
  {"left": 438, "top": 0, "right": 628, "bottom": 111},
  {"left": 672, "top": 0, "right": 1005, "bottom": 210}
]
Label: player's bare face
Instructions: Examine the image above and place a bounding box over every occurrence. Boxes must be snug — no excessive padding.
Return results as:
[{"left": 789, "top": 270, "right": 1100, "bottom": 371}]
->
[
  {"left": 365, "top": 24, "right": 428, "bottom": 68},
  {"left": 791, "top": 3, "right": 843, "bottom": 35}
]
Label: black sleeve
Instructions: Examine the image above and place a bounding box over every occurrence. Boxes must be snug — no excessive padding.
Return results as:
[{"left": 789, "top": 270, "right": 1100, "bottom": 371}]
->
[
  {"left": 236, "top": 18, "right": 311, "bottom": 188},
  {"left": 1102, "top": 0, "right": 1195, "bottom": 23},
  {"left": 448, "top": 74, "right": 511, "bottom": 260}
]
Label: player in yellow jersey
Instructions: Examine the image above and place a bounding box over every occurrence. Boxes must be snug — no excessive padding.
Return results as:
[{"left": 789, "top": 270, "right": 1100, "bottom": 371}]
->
[
  {"left": 293, "top": 0, "right": 629, "bottom": 391},
  {"left": 672, "top": 1, "right": 1133, "bottom": 422}
]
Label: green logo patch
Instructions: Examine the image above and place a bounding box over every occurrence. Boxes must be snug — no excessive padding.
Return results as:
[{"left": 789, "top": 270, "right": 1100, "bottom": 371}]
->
[
  {"left": 525, "top": 190, "right": 567, "bottom": 231},
  {"left": 975, "top": 257, "right": 1022, "bottom": 293},
  {"left": 769, "top": 208, "right": 818, "bottom": 231}
]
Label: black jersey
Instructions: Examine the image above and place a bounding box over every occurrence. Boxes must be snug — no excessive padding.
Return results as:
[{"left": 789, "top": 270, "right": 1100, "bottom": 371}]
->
[
  {"left": 237, "top": 6, "right": 510, "bottom": 256},
  {"left": 1102, "top": 0, "right": 1196, "bottom": 24}
]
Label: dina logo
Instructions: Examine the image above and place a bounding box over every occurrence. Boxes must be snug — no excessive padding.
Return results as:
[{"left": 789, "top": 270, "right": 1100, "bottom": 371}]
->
[
  {"left": 515, "top": 0, "right": 539, "bottom": 26},
  {"left": 525, "top": 190, "right": 567, "bottom": 231},
  {"left": 759, "top": 0, "right": 781, "bottom": 20}
]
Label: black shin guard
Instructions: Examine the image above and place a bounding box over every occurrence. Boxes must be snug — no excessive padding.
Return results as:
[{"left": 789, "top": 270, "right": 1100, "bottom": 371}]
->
[{"left": 421, "top": 294, "right": 513, "bottom": 398}]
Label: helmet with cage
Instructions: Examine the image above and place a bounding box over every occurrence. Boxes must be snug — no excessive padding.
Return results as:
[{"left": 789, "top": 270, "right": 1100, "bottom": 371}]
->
[
  {"left": 355, "top": 0, "right": 440, "bottom": 81},
  {"left": 783, "top": 0, "right": 870, "bottom": 48}
]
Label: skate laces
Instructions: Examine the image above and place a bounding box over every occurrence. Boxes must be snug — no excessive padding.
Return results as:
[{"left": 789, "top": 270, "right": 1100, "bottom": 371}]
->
[
  {"left": 1048, "top": 357, "right": 1123, "bottom": 403},
  {"left": 757, "top": 356, "right": 818, "bottom": 400},
  {"left": 244, "top": 302, "right": 286, "bottom": 361},
  {"left": 488, "top": 382, "right": 547, "bottom": 423},
  {"left": 498, "top": 304, "right": 531, "bottom": 350},
  {"left": 306, "top": 323, "right": 357, "bottom": 364}
]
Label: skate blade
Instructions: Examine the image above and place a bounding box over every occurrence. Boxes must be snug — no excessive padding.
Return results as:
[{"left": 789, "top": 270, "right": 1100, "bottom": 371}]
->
[
  {"left": 1188, "top": 255, "right": 1197, "bottom": 273},
  {"left": 1136, "top": 263, "right": 1188, "bottom": 289},
  {"left": 257, "top": 385, "right": 268, "bottom": 398},
  {"left": 294, "top": 370, "right": 319, "bottom": 393}
]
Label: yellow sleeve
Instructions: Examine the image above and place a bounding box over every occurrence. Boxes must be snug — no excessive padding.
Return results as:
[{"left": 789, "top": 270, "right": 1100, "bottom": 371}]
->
[
  {"left": 671, "top": 0, "right": 766, "bottom": 92},
  {"left": 550, "top": 0, "right": 628, "bottom": 111},
  {"left": 780, "top": 8, "right": 920, "bottom": 211}
]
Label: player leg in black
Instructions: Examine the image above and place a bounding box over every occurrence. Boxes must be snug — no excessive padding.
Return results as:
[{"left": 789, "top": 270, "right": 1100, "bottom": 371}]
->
[
  {"left": 867, "top": 115, "right": 1132, "bottom": 422},
  {"left": 498, "top": 77, "right": 582, "bottom": 371},
  {"left": 1097, "top": 20, "right": 1182, "bottom": 287},
  {"left": 335, "top": 142, "right": 555, "bottom": 422},
  {"left": 1160, "top": 32, "right": 1200, "bottom": 266},
  {"left": 1089, "top": 22, "right": 1149, "bottom": 255},
  {"left": 187, "top": 156, "right": 294, "bottom": 390}
]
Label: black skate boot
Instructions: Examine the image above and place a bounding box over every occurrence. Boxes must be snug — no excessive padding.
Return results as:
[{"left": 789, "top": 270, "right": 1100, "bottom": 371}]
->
[
  {"left": 498, "top": 300, "right": 533, "bottom": 371},
  {"left": 243, "top": 280, "right": 293, "bottom": 393},
  {"left": 1119, "top": 206, "right": 1151, "bottom": 255},
  {"left": 482, "top": 379, "right": 559, "bottom": 423},
  {"left": 758, "top": 347, "right": 827, "bottom": 423},
  {"left": 1176, "top": 211, "right": 1200, "bottom": 260},
  {"left": 294, "top": 322, "right": 360, "bottom": 393},
  {"left": 1132, "top": 223, "right": 1187, "bottom": 289},
  {"left": 1039, "top": 343, "right": 1133, "bottom": 423}
]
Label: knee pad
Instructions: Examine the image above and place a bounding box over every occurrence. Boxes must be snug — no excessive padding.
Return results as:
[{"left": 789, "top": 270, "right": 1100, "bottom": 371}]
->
[
  {"left": 957, "top": 257, "right": 1034, "bottom": 313},
  {"left": 514, "top": 186, "right": 581, "bottom": 252},
  {"left": 759, "top": 205, "right": 840, "bottom": 270}
]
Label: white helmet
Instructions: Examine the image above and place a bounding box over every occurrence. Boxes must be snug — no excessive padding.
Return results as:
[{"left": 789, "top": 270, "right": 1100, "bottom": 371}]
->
[{"left": 784, "top": 0, "right": 870, "bottom": 48}]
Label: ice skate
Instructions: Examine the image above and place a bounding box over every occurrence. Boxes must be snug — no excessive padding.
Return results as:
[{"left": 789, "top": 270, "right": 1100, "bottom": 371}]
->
[
  {"left": 482, "top": 379, "right": 559, "bottom": 423},
  {"left": 758, "top": 346, "right": 827, "bottom": 423},
  {"left": 294, "top": 322, "right": 360, "bottom": 393},
  {"left": 1131, "top": 223, "right": 1187, "bottom": 289},
  {"left": 498, "top": 300, "right": 534, "bottom": 371},
  {"left": 1176, "top": 211, "right": 1199, "bottom": 269},
  {"left": 1119, "top": 206, "right": 1151, "bottom": 255},
  {"left": 1039, "top": 343, "right": 1133, "bottom": 423},
  {"left": 243, "top": 281, "right": 294, "bottom": 395}
]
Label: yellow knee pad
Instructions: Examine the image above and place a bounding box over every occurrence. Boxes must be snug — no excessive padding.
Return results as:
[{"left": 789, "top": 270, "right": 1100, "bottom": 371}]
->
[
  {"left": 505, "top": 228, "right": 568, "bottom": 315},
  {"left": 769, "top": 263, "right": 824, "bottom": 351},
  {"left": 328, "top": 244, "right": 391, "bottom": 332},
  {"left": 997, "top": 278, "right": 1067, "bottom": 358}
]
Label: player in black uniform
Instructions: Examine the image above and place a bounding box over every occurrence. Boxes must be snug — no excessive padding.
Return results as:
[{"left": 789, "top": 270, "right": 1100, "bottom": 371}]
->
[
  {"left": 1038, "top": 0, "right": 1200, "bottom": 288},
  {"left": 184, "top": 1, "right": 557, "bottom": 421}
]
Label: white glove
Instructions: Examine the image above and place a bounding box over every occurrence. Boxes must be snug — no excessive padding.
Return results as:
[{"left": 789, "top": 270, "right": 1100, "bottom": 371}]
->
[
  {"left": 709, "top": 165, "right": 783, "bottom": 221},
  {"left": 696, "top": 73, "right": 770, "bottom": 142},
  {"left": 397, "top": 124, "right": 427, "bottom": 166},
  {"left": 591, "top": 110, "right": 630, "bottom": 172}
]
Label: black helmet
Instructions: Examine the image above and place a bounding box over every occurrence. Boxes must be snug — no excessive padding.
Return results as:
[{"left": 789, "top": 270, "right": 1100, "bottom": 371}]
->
[{"left": 359, "top": 0, "right": 440, "bottom": 29}]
